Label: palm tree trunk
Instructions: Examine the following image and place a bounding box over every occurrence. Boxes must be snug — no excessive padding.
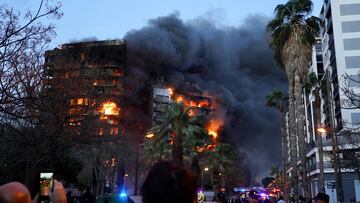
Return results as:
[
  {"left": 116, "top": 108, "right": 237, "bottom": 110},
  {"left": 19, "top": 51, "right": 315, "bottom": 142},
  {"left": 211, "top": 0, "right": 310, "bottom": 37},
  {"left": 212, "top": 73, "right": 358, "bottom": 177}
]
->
[
  {"left": 288, "top": 82, "right": 299, "bottom": 200},
  {"left": 212, "top": 168, "right": 221, "bottom": 201},
  {"left": 294, "top": 74, "right": 309, "bottom": 198},
  {"left": 280, "top": 101, "right": 288, "bottom": 200},
  {"left": 191, "top": 155, "right": 201, "bottom": 186},
  {"left": 314, "top": 87, "right": 325, "bottom": 192},
  {"left": 172, "top": 131, "right": 184, "bottom": 165}
]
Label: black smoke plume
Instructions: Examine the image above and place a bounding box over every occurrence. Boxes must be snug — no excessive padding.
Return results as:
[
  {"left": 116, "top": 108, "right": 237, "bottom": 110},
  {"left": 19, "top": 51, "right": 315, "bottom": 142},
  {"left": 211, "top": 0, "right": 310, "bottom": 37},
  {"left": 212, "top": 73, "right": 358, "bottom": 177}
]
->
[{"left": 124, "top": 13, "right": 287, "bottom": 180}]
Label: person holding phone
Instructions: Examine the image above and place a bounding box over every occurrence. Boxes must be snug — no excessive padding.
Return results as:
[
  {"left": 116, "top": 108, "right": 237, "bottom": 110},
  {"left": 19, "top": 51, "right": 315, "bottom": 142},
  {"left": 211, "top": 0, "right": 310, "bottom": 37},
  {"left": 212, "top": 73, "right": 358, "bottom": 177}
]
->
[
  {"left": 0, "top": 180, "right": 67, "bottom": 203},
  {"left": 36, "top": 180, "right": 67, "bottom": 203},
  {"left": 39, "top": 172, "right": 54, "bottom": 202}
]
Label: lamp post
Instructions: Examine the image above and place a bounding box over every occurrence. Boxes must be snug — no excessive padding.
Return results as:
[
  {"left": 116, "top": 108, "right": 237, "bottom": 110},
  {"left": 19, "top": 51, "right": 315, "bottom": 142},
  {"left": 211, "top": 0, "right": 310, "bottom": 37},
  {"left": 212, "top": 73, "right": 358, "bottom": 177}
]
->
[
  {"left": 316, "top": 128, "right": 326, "bottom": 193},
  {"left": 201, "top": 167, "right": 209, "bottom": 189},
  {"left": 317, "top": 126, "right": 343, "bottom": 202},
  {"left": 134, "top": 132, "right": 154, "bottom": 195}
]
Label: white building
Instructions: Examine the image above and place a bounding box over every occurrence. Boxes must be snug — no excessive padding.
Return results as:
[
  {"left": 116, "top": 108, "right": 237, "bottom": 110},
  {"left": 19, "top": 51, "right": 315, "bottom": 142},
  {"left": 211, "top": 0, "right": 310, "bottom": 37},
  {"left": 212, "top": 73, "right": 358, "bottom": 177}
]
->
[{"left": 303, "top": 0, "right": 360, "bottom": 202}]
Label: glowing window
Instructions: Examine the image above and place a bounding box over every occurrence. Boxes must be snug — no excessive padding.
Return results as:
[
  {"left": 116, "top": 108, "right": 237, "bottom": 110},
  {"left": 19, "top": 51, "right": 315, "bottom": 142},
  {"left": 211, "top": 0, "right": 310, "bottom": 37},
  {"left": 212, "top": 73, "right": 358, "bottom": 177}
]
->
[
  {"left": 70, "top": 99, "right": 76, "bottom": 105},
  {"left": 99, "top": 128, "right": 104, "bottom": 136},
  {"left": 77, "top": 98, "right": 84, "bottom": 105},
  {"left": 76, "top": 98, "right": 88, "bottom": 105},
  {"left": 110, "top": 128, "right": 118, "bottom": 136},
  {"left": 100, "top": 102, "right": 120, "bottom": 116},
  {"left": 69, "top": 108, "right": 76, "bottom": 115},
  {"left": 113, "top": 69, "right": 122, "bottom": 76}
]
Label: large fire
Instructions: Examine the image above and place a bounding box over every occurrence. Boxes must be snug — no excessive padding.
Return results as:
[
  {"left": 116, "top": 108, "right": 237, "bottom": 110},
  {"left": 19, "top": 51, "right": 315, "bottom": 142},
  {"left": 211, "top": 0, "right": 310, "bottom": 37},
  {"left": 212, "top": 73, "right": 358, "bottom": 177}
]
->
[
  {"left": 166, "top": 86, "right": 224, "bottom": 151},
  {"left": 99, "top": 102, "right": 120, "bottom": 119},
  {"left": 168, "top": 88, "right": 212, "bottom": 109},
  {"left": 206, "top": 119, "right": 223, "bottom": 140}
]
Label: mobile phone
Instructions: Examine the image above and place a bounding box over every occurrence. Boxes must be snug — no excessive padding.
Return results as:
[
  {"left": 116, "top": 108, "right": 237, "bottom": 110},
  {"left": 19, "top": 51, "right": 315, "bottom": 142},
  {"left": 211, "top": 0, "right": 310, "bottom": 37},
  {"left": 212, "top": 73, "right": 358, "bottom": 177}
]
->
[{"left": 39, "top": 172, "right": 54, "bottom": 197}]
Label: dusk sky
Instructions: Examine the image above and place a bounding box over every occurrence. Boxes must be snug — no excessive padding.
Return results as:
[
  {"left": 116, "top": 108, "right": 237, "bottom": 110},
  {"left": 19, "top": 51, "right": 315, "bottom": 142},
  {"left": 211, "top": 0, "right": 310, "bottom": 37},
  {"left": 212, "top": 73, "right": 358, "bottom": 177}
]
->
[{"left": 8, "top": 0, "right": 322, "bottom": 48}]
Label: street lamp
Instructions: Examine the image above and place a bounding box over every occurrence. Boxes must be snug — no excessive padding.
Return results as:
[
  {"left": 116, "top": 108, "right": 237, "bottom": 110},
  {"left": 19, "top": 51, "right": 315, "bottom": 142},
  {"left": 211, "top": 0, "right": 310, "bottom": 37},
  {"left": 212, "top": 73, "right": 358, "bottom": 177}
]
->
[
  {"left": 317, "top": 127, "right": 344, "bottom": 202},
  {"left": 201, "top": 167, "right": 209, "bottom": 189},
  {"left": 145, "top": 133, "right": 154, "bottom": 139},
  {"left": 316, "top": 127, "right": 326, "bottom": 193}
]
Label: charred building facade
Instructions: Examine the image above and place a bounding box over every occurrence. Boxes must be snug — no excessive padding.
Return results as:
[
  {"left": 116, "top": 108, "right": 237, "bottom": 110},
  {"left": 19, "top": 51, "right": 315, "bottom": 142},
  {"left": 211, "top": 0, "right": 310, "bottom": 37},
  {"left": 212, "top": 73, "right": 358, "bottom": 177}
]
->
[{"left": 45, "top": 40, "right": 126, "bottom": 137}]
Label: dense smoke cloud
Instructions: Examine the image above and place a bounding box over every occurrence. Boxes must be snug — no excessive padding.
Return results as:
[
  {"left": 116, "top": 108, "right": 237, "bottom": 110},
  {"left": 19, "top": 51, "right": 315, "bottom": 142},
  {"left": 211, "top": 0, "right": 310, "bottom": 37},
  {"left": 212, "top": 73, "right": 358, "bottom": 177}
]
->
[{"left": 124, "top": 12, "right": 287, "bottom": 179}]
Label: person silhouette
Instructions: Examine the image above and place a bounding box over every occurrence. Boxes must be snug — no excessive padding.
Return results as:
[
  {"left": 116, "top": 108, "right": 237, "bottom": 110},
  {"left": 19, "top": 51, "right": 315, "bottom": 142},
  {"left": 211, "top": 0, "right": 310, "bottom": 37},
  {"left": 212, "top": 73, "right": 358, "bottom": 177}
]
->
[{"left": 141, "top": 161, "right": 197, "bottom": 203}]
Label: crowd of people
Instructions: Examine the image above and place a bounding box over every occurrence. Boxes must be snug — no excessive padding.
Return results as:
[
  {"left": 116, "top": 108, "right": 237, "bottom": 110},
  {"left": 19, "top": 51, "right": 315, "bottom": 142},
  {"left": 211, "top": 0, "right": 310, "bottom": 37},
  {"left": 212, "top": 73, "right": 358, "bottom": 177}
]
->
[{"left": 0, "top": 161, "right": 334, "bottom": 203}]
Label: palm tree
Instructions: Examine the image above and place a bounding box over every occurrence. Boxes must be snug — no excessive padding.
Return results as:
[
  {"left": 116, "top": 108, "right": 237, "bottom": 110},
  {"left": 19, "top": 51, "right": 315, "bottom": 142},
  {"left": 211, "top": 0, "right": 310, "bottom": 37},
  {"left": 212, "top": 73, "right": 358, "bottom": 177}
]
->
[
  {"left": 266, "top": 89, "right": 288, "bottom": 196},
  {"left": 206, "top": 143, "right": 235, "bottom": 199},
  {"left": 267, "top": 0, "right": 321, "bottom": 198},
  {"left": 304, "top": 72, "right": 325, "bottom": 192},
  {"left": 150, "top": 102, "right": 207, "bottom": 165},
  {"left": 142, "top": 138, "right": 171, "bottom": 164}
]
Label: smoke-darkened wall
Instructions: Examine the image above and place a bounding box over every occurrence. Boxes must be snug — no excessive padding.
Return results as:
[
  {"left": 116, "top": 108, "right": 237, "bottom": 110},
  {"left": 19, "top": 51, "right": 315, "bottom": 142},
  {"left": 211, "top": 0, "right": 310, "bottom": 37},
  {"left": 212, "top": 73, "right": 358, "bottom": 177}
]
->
[{"left": 124, "top": 13, "right": 287, "bottom": 178}]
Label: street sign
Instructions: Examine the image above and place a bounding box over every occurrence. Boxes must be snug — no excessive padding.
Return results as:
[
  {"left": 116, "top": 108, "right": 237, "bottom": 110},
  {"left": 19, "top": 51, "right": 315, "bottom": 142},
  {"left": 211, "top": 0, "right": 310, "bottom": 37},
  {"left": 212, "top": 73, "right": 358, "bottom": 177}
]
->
[{"left": 327, "top": 182, "right": 335, "bottom": 189}]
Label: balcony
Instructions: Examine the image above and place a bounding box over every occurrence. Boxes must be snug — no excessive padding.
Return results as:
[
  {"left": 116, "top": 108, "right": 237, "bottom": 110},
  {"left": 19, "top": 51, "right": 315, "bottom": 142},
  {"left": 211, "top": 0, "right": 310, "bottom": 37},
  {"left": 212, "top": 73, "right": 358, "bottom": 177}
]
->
[
  {"left": 308, "top": 161, "right": 334, "bottom": 173},
  {"left": 322, "top": 134, "right": 360, "bottom": 147},
  {"left": 306, "top": 141, "right": 316, "bottom": 154},
  {"left": 154, "top": 96, "right": 170, "bottom": 104},
  {"left": 154, "top": 105, "right": 166, "bottom": 112}
]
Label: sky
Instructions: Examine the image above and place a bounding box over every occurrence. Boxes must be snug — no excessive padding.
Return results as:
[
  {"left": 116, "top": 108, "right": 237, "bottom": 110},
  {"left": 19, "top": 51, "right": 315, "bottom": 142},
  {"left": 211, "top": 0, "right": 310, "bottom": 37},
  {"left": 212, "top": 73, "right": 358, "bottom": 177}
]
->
[
  {"left": 7, "top": 0, "right": 322, "bottom": 48},
  {"left": 5, "top": 0, "right": 323, "bottom": 179}
]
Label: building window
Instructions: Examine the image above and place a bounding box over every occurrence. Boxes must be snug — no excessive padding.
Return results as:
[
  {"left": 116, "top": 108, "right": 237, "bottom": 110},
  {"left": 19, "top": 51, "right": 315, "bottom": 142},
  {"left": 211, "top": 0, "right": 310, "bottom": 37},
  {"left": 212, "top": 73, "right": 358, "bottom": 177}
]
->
[
  {"left": 70, "top": 99, "right": 76, "bottom": 105},
  {"left": 99, "top": 102, "right": 120, "bottom": 116},
  {"left": 76, "top": 98, "right": 88, "bottom": 105},
  {"left": 340, "top": 4, "right": 360, "bottom": 16},
  {"left": 110, "top": 128, "right": 118, "bottom": 136},
  {"left": 113, "top": 69, "right": 122, "bottom": 76},
  {"left": 345, "top": 56, "right": 360, "bottom": 69},
  {"left": 342, "top": 21, "right": 360, "bottom": 33},
  {"left": 351, "top": 113, "right": 360, "bottom": 125},
  {"left": 344, "top": 38, "right": 360, "bottom": 50},
  {"left": 347, "top": 75, "right": 360, "bottom": 87},
  {"left": 99, "top": 128, "right": 104, "bottom": 136},
  {"left": 69, "top": 108, "right": 76, "bottom": 115}
]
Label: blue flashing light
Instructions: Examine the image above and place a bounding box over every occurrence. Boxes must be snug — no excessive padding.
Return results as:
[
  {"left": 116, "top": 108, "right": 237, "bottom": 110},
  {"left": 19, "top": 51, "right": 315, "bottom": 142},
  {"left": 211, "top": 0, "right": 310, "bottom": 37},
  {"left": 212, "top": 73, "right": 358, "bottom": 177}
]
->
[{"left": 119, "top": 192, "right": 127, "bottom": 198}]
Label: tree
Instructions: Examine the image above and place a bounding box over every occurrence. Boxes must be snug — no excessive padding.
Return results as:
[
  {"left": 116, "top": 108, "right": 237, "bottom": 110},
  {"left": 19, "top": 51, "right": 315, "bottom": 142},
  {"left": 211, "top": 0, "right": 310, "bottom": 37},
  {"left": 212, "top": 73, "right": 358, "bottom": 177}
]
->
[
  {"left": 0, "top": 0, "right": 63, "bottom": 184},
  {"left": 339, "top": 73, "right": 360, "bottom": 181},
  {"left": 267, "top": 0, "right": 321, "bottom": 198},
  {"left": 150, "top": 102, "right": 207, "bottom": 165},
  {"left": 205, "top": 143, "right": 235, "bottom": 198},
  {"left": 266, "top": 89, "right": 288, "bottom": 194},
  {"left": 304, "top": 72, "right": 325, "bottom": 192}
]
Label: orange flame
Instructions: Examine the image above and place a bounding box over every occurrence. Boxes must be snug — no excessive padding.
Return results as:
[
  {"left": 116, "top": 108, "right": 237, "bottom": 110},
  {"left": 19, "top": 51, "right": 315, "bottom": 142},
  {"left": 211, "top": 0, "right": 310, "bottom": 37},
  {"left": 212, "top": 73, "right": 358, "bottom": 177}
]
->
[
  {"left": 206, "top": 119, "right": 222, "bottom": 140},
  {"left": 176, "top": 95, "right": 183, "bottom": 103},
  {"left": 99, "top": 102, "right": 120, "bottom": 119},
  {"left": 188, "top": 109, "right": 195, "bottom": 117},
  {"left": 196, "top": 144, "right": 216, "bottom": 152}
]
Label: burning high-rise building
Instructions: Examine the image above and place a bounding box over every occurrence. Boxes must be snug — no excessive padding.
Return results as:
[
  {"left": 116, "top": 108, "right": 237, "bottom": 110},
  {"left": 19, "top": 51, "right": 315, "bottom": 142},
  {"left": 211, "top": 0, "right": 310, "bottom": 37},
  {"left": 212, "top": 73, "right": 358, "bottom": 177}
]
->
[
  {"left": 151, "top": 78, "right": 222, "bottom": 145},
  {"left": 44, "top": 40, "right": 126, "bottom": 137}
]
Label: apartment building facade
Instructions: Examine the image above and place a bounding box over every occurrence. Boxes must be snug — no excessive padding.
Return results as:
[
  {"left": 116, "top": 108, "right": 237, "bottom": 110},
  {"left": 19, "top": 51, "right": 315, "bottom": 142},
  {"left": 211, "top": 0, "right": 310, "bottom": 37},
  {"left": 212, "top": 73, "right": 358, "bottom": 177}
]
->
[
  {"left": 303, "top": 1, "right": 360, "bottom": 202},
  {"left": 45, "top": 40, "right": 126, "bottom": 138}
]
